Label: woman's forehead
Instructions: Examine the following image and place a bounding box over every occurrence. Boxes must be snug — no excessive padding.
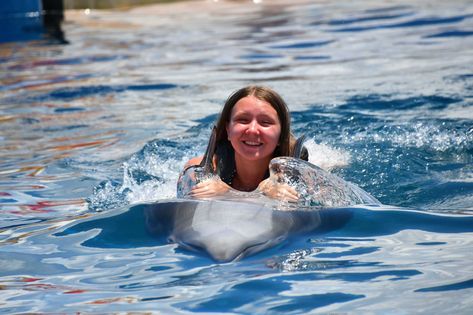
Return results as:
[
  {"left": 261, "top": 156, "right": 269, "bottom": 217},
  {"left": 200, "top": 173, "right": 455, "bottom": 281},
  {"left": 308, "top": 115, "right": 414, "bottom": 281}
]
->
[{"left": 231, "top": 96, "right": 277, "bottom": 115}]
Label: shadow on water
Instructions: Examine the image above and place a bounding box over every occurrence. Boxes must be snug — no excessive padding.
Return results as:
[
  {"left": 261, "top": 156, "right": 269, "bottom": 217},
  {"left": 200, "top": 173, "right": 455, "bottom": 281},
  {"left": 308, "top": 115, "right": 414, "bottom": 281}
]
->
[{"left": 42, "top": 0, "right": 68, "bottom": 43}]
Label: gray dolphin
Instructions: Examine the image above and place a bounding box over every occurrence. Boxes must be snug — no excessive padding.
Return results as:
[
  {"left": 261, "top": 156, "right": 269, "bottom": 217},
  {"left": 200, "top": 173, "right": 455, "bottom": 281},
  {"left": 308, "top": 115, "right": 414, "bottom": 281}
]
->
[{"left": 144, "top": 130, "right": 378, "bottom": 262}]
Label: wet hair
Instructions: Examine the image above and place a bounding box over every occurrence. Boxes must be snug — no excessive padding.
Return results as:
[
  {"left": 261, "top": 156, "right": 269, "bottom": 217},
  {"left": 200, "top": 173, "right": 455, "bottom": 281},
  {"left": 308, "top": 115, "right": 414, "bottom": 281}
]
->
[{"left": 215, "top": 85, "right": 296, "bottom": 157}]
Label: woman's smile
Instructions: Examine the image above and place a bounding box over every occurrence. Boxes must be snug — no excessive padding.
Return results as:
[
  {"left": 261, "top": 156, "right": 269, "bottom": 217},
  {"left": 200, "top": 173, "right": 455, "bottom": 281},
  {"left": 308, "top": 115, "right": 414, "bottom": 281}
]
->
[{"left": 242, "top": 140, "right": 262, "bottom": 146}]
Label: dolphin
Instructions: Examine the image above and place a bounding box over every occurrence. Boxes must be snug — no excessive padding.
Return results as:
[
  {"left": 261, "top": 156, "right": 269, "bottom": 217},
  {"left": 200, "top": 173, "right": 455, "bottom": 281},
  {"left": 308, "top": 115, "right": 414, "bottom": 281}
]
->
[{"left": 143, "top": 130, "right": 379, "bottom": 262}]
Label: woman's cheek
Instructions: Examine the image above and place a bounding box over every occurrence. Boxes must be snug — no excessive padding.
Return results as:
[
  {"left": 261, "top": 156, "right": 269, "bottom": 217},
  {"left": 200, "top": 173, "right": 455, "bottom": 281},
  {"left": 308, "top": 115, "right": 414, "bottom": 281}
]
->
[
  {"left": 268, "top": 126, "right": 282, "bottom": 143},
  {"left": 226, "top": 125, "right": 238, "bottom": 140}
]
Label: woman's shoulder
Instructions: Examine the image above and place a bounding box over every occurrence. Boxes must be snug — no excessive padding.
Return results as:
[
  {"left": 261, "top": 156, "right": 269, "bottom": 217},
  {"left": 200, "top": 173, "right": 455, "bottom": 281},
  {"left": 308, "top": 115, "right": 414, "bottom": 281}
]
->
[{"left": 184, "top": 156, "right": 204, "bottom": 169}]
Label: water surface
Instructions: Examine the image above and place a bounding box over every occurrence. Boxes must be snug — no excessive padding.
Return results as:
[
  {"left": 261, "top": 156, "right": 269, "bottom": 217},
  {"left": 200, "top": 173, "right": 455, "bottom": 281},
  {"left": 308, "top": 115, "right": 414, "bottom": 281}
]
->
[{"left": 0, "top": 0, "right": 472, "bottom": 313}]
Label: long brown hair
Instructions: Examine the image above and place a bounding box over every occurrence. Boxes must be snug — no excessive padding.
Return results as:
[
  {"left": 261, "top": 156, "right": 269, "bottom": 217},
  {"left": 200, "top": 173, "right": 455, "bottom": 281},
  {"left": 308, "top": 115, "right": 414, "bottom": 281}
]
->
[{"left": 215, "top": 85, "right": 296, "bottom": 157}]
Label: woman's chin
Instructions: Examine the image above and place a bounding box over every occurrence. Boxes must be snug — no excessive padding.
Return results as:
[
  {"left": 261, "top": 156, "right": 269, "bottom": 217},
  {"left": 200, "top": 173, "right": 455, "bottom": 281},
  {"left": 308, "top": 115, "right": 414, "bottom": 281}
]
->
[{"left": 236, "top": 149, "right": 272, "bottom": 161}]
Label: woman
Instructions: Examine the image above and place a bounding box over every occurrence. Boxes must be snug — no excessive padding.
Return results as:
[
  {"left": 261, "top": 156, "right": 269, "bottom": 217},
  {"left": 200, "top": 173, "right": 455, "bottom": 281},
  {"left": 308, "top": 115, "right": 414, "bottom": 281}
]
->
[{"left": 183, "top": 85, "right": 307, "bottom": 201}]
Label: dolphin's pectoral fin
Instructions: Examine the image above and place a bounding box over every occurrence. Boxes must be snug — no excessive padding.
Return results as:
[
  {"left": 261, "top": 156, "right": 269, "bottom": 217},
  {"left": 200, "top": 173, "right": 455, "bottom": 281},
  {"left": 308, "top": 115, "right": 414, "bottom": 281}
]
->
[
  {"left": 200, "top": 125, "right": 217, "bottom": 173},
  {"left": 269, "top": 157, "right": 380, "bottom": 207},
  {"left": 292, "top": 134, "right": 307, "bottom": 159},
  {"left": 176, "top": 127, "right": 217, "bottom": 198},
  {"left": 176, "top": 166, "right": 205, "bottom": 198}
]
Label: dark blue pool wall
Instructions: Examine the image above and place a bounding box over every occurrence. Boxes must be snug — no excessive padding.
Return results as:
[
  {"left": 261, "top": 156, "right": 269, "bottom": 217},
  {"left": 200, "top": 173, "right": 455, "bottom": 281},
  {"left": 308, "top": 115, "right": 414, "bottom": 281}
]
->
[{"left": 0, "top": 0, "right": 66, "bottom": 43}]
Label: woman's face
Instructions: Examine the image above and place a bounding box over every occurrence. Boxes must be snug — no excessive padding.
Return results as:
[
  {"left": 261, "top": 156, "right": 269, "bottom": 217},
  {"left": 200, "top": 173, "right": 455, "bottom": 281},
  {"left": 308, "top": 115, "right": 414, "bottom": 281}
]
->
[{"left": 226, "top": 95, "right": 281, "bottom": 162}]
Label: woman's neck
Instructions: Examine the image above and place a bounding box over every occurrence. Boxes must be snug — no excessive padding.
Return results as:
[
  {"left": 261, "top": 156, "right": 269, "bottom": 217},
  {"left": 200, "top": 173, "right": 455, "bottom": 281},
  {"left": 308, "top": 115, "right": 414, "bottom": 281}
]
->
[{"left": 232, "top": 155, "right": 271, "bottom": 192}]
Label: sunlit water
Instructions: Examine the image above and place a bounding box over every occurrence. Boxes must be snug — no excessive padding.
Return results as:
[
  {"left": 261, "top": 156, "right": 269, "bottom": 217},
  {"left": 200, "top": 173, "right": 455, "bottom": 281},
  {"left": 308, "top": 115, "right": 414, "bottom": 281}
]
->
[{"left": 1, "top": 0, "right": 472, "bottom": 313}]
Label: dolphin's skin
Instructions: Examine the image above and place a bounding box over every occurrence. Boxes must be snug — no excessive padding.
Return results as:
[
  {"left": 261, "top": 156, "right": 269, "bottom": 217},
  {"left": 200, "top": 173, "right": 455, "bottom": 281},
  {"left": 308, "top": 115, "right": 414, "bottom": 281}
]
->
[
  {"left": 149, "top": 131, "right": 377, "bottom": 262},
  {"left": 268, "top": 157, "right": 380, "bottom": 208},
  {"left": 144, "top": 198, "right": 351, "bottom": 262}
]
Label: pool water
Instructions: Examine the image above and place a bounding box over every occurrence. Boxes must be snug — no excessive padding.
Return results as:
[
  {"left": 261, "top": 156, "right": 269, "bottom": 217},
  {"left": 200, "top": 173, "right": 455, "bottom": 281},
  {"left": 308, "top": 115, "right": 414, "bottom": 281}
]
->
[{"left": 1, "top": 0, "right": 472, "bottom": 313}]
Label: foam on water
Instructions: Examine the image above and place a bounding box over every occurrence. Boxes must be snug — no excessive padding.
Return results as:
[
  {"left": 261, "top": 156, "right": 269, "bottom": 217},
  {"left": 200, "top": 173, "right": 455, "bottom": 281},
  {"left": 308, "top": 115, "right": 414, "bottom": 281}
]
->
[
  {"left": 88, "top": 139, "right": 192, "bottom": 211},
  {"left": 305, "top": 139, "right": 351, "bottom": 171}
]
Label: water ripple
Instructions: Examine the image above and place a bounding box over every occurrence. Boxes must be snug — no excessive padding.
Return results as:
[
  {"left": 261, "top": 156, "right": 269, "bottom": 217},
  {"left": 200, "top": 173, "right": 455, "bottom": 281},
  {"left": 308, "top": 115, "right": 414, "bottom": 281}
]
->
[{"left": 1, "top": 0, "right": 473, "bottom": 313}]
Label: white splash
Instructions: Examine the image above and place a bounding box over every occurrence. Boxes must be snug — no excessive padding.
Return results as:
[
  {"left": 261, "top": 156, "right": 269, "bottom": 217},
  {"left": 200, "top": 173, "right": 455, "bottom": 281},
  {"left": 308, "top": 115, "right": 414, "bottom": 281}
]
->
[{"left": 305, "top": 139, "right": 351, "bottom": 171}]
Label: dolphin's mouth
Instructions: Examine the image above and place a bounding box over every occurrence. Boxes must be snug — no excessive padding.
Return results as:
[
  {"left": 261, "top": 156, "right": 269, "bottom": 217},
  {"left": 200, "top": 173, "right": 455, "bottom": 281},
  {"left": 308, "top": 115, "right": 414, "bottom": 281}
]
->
[
  {"left": 176, "top": 239, "right": 268, "bottom": 262},
  {"left": 232, "top": 239, "right": 284, "bottom": 262},
  {"left": 176, "top": 235, "right": 286, "bottom": 263}
]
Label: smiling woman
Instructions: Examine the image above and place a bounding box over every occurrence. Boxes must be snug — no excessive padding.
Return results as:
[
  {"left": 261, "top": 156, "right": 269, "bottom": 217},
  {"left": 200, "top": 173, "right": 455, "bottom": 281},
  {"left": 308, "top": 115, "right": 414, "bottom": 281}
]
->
[{"left": 182, "top": 85, "right": 307, "bottom": 200}]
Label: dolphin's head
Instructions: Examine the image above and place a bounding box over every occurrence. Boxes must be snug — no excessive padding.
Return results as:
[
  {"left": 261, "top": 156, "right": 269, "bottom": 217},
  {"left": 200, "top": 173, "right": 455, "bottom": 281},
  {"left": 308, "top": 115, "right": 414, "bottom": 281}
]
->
[
  {"left": 169, "top": 200, "right": 292, "bottom": 262},
  {"left": 269, "top": 156, "right": 306, "bottom": 184}
]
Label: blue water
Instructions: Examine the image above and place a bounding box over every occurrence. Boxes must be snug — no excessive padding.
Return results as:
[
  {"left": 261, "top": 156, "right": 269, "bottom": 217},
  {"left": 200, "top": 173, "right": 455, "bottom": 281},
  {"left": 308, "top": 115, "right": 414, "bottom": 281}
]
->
[{"left": 1, "top": 0, "right": 473, "bottom": 312}]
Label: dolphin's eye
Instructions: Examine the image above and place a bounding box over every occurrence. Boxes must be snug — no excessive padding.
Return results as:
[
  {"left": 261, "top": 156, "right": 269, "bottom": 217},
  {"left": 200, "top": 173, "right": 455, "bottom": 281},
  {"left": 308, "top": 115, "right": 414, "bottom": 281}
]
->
[{"left": 271, "top": 164, "right": 281, "bottom": 172}]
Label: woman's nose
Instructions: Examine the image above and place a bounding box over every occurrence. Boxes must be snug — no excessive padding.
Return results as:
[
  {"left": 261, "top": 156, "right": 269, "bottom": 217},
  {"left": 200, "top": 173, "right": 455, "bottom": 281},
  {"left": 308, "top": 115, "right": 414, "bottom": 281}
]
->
[{"left": 246, "top": 120, "right": 260, "bottom": 134}]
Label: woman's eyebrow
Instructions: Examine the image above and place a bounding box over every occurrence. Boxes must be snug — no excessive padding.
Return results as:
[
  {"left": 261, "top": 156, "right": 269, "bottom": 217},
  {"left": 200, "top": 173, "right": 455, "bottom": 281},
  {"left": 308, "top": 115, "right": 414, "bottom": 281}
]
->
[{"left": 257, "top": 113, "right": 277, "bottom": 120}]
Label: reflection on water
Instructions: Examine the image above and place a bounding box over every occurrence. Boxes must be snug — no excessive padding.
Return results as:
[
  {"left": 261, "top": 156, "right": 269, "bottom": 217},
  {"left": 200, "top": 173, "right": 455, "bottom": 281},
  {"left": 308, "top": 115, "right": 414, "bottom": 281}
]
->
[
  {"left": 0, "top": 0, "right": 473, "bottom": 313},
  {"left": 42, "top": 0, "right": 68, "bottom": 43},
  {"left": 64, "top": 0, "right": 179, "bottom": 10}
]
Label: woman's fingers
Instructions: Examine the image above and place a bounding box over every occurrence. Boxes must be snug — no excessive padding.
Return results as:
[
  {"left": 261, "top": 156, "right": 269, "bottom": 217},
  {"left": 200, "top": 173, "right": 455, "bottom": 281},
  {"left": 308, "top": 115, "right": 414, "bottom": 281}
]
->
[
  {"left": 258, "top": 179, "right": 299, "bottom": 202},
  {"left": 190, "top": 183, "right": 213, "bottom": 197},
  {"left": 189, "top": 178, "right": 230, "bottom": 198},
  {"left": 277, "top": 186, "right": 298, "bottom": 202}
]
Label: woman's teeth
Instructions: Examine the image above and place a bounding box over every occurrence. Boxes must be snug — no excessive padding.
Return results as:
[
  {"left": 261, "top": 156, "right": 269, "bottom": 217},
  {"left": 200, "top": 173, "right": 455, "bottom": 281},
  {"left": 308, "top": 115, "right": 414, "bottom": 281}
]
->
[{"left": 243, "top": 141, "right": 262, "bottom": 146}]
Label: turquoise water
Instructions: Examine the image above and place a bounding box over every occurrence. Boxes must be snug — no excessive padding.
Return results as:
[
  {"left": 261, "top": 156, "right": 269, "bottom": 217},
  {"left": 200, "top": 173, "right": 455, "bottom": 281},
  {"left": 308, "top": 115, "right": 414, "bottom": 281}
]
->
[{"left": 1, "top": 0, "right": 473, "bottom": 312}]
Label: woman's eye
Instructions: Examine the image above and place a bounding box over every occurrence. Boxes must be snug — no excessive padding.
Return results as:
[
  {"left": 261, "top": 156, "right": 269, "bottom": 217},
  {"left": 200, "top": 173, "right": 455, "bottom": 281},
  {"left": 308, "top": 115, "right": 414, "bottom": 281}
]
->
[
  {"left": 235, "top": 118, "right": 249, "bottom": 124},
  {"left": 260, "top": 120, "right": 273, "bottom": 126}
]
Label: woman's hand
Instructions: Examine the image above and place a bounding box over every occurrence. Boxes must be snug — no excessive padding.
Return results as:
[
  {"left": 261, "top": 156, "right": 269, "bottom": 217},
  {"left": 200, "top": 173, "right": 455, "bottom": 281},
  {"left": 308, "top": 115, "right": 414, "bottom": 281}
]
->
[
  {"left": 257, "top": 178, "right": 299, "bottom": 202},
  {"left": 189, "top": 177, "right": 231, "bottom": 198}
]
